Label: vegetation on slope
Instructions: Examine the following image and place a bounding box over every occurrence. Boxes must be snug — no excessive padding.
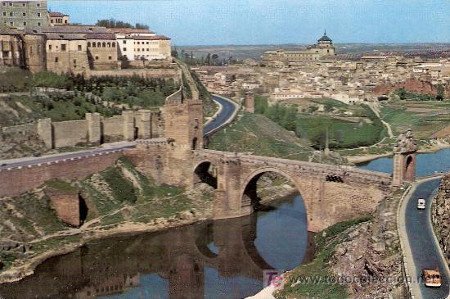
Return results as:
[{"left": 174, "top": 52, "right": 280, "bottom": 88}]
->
[
  {"left": 208, "top": 113, "right": 314, "bottom": 161},
  {"left": 255, "top": 95, "right": 386, "bottom": 149},
  {"left": 380, "top": 99, "right": 450, "bottom": 139},
  {"left": 275, "top": 216, "right": 372, "bottom": 299}
]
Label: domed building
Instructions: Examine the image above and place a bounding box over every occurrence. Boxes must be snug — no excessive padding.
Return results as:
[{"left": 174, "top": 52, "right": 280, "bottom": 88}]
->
[{"left": 262, "top": 31, "right": 336, "bottom": 67}]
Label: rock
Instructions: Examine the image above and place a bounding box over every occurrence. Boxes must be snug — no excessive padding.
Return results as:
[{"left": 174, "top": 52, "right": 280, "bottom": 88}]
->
[
  {"left": 373, "top": 242, "right": 386, "bottom": 253},
  {"left": 348, "top": 229, "right": 360, "bottom": 239},
  {"left": 335, "top": 245, "right": 347, "bottom": 256}
]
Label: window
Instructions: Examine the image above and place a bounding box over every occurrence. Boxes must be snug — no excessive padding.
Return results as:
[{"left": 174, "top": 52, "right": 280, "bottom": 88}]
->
[
  {"left": 2, "top": 12, "right": 5, "bottom": 16},
  {"left": 112, "top": 42, "right": 115, "bottom": 47},
  {"left": 49, "top": 45, "right": 52, "bottom": 50},
  {"left": 22, "top": 3, "right": 26, "bottom": 6},
  {"left": 9, "top": 2, "right": 12, "bottom": 6},
  {"left": 9, "top": 12, "right": 13, "bottom": 16},
  {"left": 123, "top": 40, "right": 126, "bottom": 44},
  {"left": 23, "top": 22, "right": 27, "bottom": 26},
  {"left": 73, "top": 59, "right": 77, "bottom": 64},
  {"left": 108, "top": 56, "right": 112, "bottom": 60},
  {"left": 23, "top": 12, "right": 26, "bottom": 16},
  {"left": 51, "top": 20, "right": 54, "bottom": 23},
  {"left": 87, "top": 42, "right": 91, "bottom": 47},
  {"left": 78, "top": 45, "right": 82, "bottom": 51},
  {"left": 123, "top": 47, "right": 127, "bottom": 51},
  {"left": 97, "top": 42, "right": 101, "bottom": 47},
  {"left": 61, "top": 44, "right": 66, "bottom": 51},
  {"left": 29, "top": 46, "right": 32, "bottom": 54},
  {"left": 137, "top": 42, "right": 140, "bottom": 45},
  {"left": 107, "top": 42, "right": 110, "bottom": 47},
  {"left": 37, "top": 22, "right": 41, "bottom": 26},
  {"left": 102, "top": 42, "right": 106, "bottom": 47},
  {"left": 9, "top": 22, "right": 13, "bottom": 26},
  {"left": 55, "top": 57, "right": 59, "bottom": 63},
  {"left": 92, "top": 43, "right": 96, "bottom": 47},
  {"left": 37, "top": 3, "right": 40, "bottom": 7},
  {"left": 95, "top": 56, "right": 99, "bottom": 60},
  {"left": 37, "top": 12, "right": 41, "bottom": 17}
]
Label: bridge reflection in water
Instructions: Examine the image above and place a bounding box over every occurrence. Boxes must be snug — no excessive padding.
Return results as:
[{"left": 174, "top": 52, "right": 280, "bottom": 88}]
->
[{"left": 0, "top": 195, "right": 312, "bottom": 299}]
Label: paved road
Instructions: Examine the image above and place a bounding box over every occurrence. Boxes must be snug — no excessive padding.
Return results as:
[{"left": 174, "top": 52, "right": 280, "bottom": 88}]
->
[
  {"left": 0, "top": 95, "right": 238, "bottom": 171},
  {"left": 404, "top": 178, "right": 450, "bottom": 299},
  {"left": 204, "top": 95, "right": 239, "bottom": 137},
  {"left": 0, "top": 143, "right": 135, "bottom": 171}
]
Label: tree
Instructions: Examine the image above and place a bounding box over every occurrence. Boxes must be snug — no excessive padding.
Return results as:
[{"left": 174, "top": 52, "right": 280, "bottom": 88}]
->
[{"left": 436, "top": 84, "right": 445, "bottom": 101}]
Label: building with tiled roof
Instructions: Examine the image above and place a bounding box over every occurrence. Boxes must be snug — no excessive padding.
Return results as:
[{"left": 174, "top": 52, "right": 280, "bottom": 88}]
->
[{"left": 48, "top": 11, "right": 69, "bottom": 26}]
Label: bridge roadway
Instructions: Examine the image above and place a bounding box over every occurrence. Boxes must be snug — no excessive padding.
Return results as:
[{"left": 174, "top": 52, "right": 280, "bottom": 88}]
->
[{"left": 0, "top": 96, "right": 239, "bottom": 171}]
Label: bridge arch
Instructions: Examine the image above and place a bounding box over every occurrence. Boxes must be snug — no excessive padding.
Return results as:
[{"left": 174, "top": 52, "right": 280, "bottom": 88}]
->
[
  {"left": 239, "top": 167, "right": 308, "bottom": 225},
  {"left": 193, "top": 160, "right": 218, "bottom": 189}
]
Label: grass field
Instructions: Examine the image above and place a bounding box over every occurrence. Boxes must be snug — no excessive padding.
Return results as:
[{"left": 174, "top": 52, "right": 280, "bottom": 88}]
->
[{"left": 380, "top": 100, "right": 450, "bottom": 139}]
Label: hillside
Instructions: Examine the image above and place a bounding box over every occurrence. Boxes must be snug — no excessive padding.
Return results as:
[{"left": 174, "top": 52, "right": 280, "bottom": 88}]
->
[{"left": 207, "top": 113, "right": 345, "bottom": 164}]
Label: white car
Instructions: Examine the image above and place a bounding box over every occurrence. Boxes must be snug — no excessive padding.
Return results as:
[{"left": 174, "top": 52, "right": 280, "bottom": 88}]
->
[{"left": 417, "top": 198, "right": 426, "bottom": 210}]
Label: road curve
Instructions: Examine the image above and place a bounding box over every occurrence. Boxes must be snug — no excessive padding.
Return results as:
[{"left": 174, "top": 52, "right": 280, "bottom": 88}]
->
[
  {"left": 401, "top": 178, "right": 450, "bottom": 299},
  {"left": 204, "top": 95, "right": 239, "bottom": 137}
]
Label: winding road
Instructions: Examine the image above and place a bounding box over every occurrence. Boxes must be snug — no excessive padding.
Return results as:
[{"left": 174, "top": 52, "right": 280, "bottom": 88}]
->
[
  {"left": 400, "top": 178, "right": 450, "bottom": 299},
  {"left": 0, "top": 95, "right": 239, "bottom": 171},
  {"left": 204, "top": 95, "right": 240, "bottom": 137}
]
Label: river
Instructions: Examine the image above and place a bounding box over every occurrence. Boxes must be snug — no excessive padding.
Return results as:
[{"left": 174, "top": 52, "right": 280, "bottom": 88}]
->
[{"left": 358, "top": 148, "right": 450, "bottom": 177}]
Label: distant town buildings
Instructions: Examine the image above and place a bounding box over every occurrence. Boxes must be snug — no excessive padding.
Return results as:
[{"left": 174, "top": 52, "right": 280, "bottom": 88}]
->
[
  {"left": 0, "top": 0, "right": 172, "bottom": 74},
  {"left": 262, "top": 32, "right": 336, "bottom": 67}
]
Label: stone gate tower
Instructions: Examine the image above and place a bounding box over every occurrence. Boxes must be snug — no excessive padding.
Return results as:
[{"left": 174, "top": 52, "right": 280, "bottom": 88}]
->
[
  {"left": 392, "top": 129, "right": 417, "bottom": 187},
  {"left": 163, "top": 87, "right": 204, "bottom": 185}
]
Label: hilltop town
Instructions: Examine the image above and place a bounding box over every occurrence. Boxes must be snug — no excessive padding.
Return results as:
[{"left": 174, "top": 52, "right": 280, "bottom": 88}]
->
[{"left": 193, "top": 33, "right": 450, "bottom": 104}]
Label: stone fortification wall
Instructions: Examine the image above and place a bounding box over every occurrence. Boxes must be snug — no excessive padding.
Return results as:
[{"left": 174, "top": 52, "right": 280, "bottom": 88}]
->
[
  {"left": 52, "top": 119, "right": 87, "bottom": 148},
  {"left": 86, "top": 68, "right": 181, "bottom": 82},
  {"left": 0, "top": 150, "right": 123, "bottom": 198},
  {"left": 432, "top": 175, "right": 450, "bottom": 264},
  {"left": 1, "top": 109, "right": 164, "bottom": 151},
  {"left": 102, "top": 115, "right": 124, "bottom": 142}
]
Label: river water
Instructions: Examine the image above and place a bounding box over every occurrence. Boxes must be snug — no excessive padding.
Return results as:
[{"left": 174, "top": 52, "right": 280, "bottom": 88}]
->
[
  {"left": 358, "top": 148, "right": 450, "bottom": 177},
  {"left": 0, "top": 194, "right": 313, "bottom": 299},
  {"left": 2, "top": 148, "right": 449, "bottom": 299}
]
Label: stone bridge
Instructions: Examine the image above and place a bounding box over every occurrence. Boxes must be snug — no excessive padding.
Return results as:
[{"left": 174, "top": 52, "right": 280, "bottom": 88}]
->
[{"left": 192, "top": 150, "right": 391, "bottom": 232}]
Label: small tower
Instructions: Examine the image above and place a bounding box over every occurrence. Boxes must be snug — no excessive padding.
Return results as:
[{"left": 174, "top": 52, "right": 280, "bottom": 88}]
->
[
  {"left": 392, "top": 129, "right": 417, "bottom": 187},
  {"left": 317, "top": 31, "right": 335, "bottom": 56}
]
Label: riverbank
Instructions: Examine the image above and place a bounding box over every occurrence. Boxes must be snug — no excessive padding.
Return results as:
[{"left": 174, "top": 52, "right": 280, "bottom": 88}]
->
[
  {"left": 0, "top": 210, "right": 209, "bottom": 284},
  {"left": 345, "top": 139, "right": 450, "bottom": 165}
]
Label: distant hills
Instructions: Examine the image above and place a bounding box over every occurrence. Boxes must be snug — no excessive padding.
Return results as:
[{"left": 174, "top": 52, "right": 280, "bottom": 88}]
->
[{"left": 178, "top": 43, "right": 450, "bottom": 61}]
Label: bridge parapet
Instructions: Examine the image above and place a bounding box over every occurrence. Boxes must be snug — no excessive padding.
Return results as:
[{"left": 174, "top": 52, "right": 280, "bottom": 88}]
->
[{"left": 195, "top": 149, "right": 392, "bottom": 186}]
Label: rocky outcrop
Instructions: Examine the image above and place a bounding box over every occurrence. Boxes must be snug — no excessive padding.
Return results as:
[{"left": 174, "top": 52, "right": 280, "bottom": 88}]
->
[
  {"left": 329, "top": 195, "right": 405, "bottom": 298},
  {"left": 432, "top": 175, "right": 450, "bottom": 264}
]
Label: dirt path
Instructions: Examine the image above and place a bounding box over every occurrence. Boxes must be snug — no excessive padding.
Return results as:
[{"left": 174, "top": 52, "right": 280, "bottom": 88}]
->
[{"left": 368, "top": 102, "right": 394, "bottom": 138}]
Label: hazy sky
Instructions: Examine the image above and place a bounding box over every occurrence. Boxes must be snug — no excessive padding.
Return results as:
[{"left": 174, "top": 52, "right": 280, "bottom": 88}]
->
[{"left": 48, "top": 0, "right": 450, "bottom": 46}]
